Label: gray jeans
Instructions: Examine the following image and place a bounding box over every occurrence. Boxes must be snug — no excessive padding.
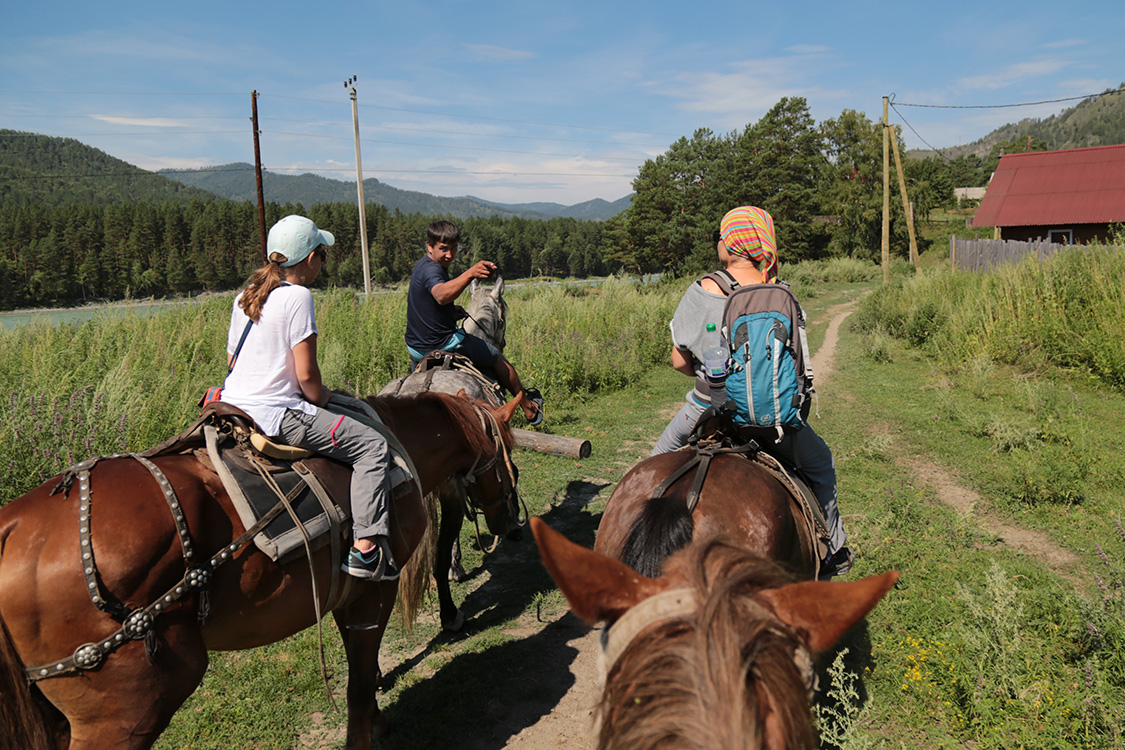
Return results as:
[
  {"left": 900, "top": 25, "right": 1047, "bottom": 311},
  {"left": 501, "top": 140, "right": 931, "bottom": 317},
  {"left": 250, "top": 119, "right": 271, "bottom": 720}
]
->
[
  {"left": 651, "top": 396, "right": 847, "bottom": 555},
  {"left": 278, "top": 407, "right": 390, "bottom": 540}
]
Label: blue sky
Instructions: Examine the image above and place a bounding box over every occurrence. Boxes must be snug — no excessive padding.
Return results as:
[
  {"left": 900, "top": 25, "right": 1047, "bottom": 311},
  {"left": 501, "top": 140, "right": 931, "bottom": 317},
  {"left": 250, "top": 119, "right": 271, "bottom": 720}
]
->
[{"left": 2, "top": 0, "right": 1122, "bottom": 205}]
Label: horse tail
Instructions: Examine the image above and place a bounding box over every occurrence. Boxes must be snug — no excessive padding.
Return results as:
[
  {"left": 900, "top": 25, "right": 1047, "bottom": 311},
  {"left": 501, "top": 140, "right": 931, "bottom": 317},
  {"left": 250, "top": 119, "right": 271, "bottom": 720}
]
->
[
  {"left": 0, "top": 613, "right": 56, "bottom": 750},
  {"left": 621, "top": 495, "right": 695, "bottom": 578},
  {"left": 396, "top": 487, "right": 440, "bottom": 632}
]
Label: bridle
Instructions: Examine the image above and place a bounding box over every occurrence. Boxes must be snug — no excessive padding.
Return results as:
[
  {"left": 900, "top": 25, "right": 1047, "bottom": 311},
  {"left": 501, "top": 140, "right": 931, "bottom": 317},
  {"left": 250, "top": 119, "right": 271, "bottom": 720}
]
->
[
  {"left": 454, "top": 402, "right": 526, "bottom": 553},
  {"left": 597, "top": 587, "right": 818, "bottom": 698}
]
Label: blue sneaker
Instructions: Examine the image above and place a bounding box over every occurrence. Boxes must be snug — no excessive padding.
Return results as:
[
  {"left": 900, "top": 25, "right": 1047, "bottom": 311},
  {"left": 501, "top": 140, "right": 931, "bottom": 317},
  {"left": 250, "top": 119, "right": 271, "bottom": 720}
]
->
[{"left": 343, "top": 540, "right": 400, "bottom": 581}]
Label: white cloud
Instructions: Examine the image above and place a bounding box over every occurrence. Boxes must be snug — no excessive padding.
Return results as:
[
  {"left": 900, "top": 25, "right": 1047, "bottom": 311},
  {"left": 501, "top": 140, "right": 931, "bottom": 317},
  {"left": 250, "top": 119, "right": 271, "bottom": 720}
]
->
[
  {"left": 957, "top": 59, "right": 1071, "bottom": 91},
  {"left": 91, "top": 115, "right": 193, "bottom": 128},
  {"left": 1042, "top": 38, "right": 1084, "bottom": 50},
  {"left": 462, "top": 43, "right": 536, "bottom": 62},
  {"left": 654, "top": 54, "right": 831, "bottom": 129}
]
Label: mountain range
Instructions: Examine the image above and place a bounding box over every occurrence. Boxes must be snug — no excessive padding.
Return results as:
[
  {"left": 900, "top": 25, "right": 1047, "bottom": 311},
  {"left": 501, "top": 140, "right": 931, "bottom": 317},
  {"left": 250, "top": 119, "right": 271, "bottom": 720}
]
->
[{"left": 158, "top": 163, "right": 632, "bottom": 220}]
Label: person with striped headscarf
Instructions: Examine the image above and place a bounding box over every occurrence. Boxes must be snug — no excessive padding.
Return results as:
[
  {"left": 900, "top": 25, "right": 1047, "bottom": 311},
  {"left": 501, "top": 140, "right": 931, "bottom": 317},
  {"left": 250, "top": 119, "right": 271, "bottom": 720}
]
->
[{"left": 651, "top": 206, "right": 852, "bottom": 577}]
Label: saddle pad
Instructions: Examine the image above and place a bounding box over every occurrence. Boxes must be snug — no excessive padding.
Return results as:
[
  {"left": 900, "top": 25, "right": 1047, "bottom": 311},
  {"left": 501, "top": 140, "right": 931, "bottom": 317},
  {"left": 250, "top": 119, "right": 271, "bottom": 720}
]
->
[{"left": 204, "top": 426, "right": 414, "bottom": 563}]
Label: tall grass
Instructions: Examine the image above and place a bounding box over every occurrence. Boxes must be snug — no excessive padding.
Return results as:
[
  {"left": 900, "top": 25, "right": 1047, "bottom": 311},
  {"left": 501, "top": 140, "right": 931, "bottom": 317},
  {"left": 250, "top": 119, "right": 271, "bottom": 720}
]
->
[
  {"left": 0, "top": 278, "right": 681, "bottom": 505},
  {"left": 851, "top": 245, "right": 1125, "bottom": 389}
]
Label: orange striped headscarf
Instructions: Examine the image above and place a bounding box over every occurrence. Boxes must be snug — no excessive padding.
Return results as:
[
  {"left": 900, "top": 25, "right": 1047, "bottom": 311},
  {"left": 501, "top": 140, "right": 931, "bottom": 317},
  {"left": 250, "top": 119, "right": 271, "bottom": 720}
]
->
[{"left": 719, "top": 206, "right": 777, "bottom": 282}]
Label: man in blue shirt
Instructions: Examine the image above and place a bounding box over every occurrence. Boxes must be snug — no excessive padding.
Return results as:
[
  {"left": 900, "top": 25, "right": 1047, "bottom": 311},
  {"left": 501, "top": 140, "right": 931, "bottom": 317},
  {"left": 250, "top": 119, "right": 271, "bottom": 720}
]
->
[{"left": 405, "top": 220, "right": 543, "bottom": 426}]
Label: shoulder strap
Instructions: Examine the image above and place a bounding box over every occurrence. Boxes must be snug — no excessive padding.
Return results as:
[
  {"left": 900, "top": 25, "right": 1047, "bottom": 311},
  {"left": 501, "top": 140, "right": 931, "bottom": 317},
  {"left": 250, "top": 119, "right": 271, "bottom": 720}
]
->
[
  {"left": 704, "top": 269, "right": 741, "bottom": 296},
  {"left": 227, "top": 319, "right": 254, "bottom": 376}
]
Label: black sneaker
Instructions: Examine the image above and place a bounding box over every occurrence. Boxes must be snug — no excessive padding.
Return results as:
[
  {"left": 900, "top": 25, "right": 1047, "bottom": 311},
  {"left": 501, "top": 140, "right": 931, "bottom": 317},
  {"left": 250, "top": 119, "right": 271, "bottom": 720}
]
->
[
  {"left": 524, "top": 388, "right": 544, "bottom": 427},
  {"left": 343, "top": 541, "right": 400, "bottom": 581},
  {"left": 819, "top": 547, "right": 854, "bottom": 579}
]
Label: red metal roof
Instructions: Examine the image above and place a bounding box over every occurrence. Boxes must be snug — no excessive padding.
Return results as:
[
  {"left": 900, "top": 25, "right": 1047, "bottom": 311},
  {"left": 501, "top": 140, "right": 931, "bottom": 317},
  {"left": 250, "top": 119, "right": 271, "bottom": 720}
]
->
[{"left": 971, "top": 144, "right": 1125, "bottom": 227}]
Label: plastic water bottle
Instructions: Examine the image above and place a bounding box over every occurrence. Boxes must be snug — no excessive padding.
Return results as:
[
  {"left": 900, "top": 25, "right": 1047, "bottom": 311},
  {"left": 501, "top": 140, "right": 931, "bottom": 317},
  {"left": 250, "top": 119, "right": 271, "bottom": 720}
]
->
[{"left": 701, "top": 322, "right": 729, "bottom": 407}]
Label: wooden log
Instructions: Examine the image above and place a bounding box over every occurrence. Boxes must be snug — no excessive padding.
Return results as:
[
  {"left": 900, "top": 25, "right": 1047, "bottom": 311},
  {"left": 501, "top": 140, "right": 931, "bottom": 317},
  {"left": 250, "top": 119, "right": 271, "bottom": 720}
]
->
[{"left": 511, "top": 428, "right": 592, "bottom": 459}]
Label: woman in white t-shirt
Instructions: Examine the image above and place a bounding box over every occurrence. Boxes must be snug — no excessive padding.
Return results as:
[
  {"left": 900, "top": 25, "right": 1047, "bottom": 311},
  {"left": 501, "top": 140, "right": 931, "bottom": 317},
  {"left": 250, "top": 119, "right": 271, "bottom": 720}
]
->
[{"left": 222, "top": 215, "right": 398, "bottom": 581}]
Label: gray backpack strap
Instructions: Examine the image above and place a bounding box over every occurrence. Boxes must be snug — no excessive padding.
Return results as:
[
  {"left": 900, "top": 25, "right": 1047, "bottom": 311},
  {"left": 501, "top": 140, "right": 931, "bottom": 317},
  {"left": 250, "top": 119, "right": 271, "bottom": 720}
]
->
[{"left": 704, "top": 269, "right": 740, "bottom": 296}]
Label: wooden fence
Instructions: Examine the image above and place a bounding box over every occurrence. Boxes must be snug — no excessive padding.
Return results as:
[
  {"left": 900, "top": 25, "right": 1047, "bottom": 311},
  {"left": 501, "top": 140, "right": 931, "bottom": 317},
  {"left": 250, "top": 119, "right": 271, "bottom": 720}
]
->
[{"left": 951, "top": 236, "right": 1075, "bottom": 272}]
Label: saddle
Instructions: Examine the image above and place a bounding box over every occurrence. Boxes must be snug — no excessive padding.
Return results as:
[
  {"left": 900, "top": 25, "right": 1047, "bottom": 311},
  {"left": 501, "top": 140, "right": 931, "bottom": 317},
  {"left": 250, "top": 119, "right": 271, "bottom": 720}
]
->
[
  {"left": 655, "top": 406, "right": 831, "bottom": 576},
  {"left": 144, "top": 398, "right": 416, "bottom": 566},
  {"left": 388, "top": 350, "right": 505, "bottom": 406}
]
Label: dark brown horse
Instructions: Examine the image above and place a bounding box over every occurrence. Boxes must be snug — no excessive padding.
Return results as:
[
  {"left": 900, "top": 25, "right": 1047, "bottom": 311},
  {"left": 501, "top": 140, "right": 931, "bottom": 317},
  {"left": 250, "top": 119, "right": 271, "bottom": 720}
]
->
[
  {"left": 594, "top": 447, "right": 821, "bottom": 579},
  {"left": 529, "top": 438, "right": 897, "bottom": 749},
  {"left": 0, "top": 391, "right": 521, "bottom": 750},
  {"left": 532, "top": 518, "right": 898, "bottom": 750}
]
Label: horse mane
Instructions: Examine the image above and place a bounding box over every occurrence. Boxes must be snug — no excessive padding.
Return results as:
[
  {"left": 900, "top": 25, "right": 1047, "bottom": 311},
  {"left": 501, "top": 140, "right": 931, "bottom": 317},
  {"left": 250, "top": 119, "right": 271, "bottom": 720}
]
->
[
  {"left": 598, "top": 537, "right": 816, "bottom": 750},
  {"left": 620, "top": 495, "right": 694, "bottom": 577},
  {"left": 367, "top": 391, "right": 510, "bottom": 456}
]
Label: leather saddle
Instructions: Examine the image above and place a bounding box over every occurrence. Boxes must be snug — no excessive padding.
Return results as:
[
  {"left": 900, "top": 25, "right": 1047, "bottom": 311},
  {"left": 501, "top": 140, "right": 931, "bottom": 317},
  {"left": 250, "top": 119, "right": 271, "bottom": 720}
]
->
[{"left": 143, "top": 400, "right": 413, "bottom": 564}]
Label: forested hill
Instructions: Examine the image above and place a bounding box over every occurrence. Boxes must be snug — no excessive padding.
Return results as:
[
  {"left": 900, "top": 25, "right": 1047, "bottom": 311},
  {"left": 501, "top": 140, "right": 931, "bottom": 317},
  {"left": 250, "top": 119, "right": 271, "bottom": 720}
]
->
[
  {"left": 909, "top": 83, "right": 1125, "bottom": 159},
  {"left": 162, "top": 163, "right": 630, "bottom": 221},
  {"left": 0, "top": 130, "right": 220, "bottom": 206}
]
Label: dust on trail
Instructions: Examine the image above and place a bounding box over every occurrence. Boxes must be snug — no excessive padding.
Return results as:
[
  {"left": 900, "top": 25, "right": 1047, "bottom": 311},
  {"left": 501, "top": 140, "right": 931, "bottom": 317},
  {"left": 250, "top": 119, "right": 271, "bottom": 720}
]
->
[{"left": 812, "top": 299, "right": 1080, "bottom": 581}]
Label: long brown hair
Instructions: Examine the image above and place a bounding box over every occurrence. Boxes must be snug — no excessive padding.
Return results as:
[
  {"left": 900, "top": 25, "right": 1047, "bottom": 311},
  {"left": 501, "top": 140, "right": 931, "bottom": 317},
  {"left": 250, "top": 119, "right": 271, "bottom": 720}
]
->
[{"left": 237, "top": 262, "right": 286, "bottom": 323}]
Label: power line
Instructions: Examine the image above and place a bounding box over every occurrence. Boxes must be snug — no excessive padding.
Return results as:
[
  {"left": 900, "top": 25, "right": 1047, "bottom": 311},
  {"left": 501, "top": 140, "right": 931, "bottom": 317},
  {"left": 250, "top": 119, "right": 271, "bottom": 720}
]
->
[
  {"left": 887, "top": 102, "right": 953, "bottom": 160},
  {"left": 889, "top": 89, "right": 1116, "bottom": 109}
]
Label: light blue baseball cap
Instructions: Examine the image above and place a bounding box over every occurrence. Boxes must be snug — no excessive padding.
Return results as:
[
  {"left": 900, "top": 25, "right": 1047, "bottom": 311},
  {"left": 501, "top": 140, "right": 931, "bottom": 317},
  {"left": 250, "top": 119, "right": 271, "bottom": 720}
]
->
[{"left": 267, "top": 215, "right": 335, "bottom": 267}]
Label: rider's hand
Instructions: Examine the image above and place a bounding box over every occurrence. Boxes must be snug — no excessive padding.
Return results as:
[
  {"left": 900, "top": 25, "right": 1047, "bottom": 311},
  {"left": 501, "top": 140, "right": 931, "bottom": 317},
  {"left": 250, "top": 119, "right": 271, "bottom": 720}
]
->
[{"left": 469, "top": 260, "right": 498, "bottom": 280}]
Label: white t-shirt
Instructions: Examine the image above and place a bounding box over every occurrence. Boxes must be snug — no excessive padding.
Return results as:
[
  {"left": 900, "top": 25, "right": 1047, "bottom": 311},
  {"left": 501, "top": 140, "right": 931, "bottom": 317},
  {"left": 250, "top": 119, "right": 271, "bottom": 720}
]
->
[{"left": 221, "top": 282, "right": 318, "bottom": 436}]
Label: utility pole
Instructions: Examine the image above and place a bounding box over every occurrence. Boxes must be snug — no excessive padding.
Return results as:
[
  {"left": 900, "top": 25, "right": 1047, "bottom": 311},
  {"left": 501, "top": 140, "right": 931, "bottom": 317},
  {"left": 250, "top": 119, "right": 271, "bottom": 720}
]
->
[
  {"left": 251, "top": 91, "right": 268, "bottom": 264},
  {"left": 889, "top": 121, "right": 919, "bottom": 267},
  {"left": 881, "top": 96, "right": 890, "bottom": 285},
  {"left": 345, "top": 76, "right": 371, "bottom": 297}
]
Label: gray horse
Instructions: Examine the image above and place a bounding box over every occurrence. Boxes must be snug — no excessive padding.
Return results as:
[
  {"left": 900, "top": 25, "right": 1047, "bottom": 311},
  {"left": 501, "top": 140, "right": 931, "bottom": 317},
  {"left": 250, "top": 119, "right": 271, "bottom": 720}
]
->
[{"left": 380, "top": 277, "right": 518, "bottom": 631}]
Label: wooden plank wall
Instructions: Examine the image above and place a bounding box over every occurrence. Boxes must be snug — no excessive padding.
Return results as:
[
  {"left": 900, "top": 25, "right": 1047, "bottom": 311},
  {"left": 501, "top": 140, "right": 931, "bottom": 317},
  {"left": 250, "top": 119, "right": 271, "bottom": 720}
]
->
[{"left": 949, "top": 236, "right": 1096, "bottom": 271}]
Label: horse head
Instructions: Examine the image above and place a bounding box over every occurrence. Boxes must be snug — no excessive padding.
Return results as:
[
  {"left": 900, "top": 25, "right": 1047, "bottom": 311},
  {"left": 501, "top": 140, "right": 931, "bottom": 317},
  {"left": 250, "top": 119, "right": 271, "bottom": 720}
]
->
[
  {"left": 531, "top": 517, "right": 899, "bottom": 750},
  {"left": 464, "top": 277, "right": 507, "bottom": 351},
  {"left": 456, "top": 390, "right": 523, "bottom": 538}
]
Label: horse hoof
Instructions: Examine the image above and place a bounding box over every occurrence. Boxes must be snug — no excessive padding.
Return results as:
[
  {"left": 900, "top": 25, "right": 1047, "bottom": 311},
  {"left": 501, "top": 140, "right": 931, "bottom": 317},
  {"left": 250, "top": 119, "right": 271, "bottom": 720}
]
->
[
  {"left": 442, "top": 610, "right": 465, "bottom": 632},
  {"left": 448, "top": 563, "right": 468, "bottom": 582}
]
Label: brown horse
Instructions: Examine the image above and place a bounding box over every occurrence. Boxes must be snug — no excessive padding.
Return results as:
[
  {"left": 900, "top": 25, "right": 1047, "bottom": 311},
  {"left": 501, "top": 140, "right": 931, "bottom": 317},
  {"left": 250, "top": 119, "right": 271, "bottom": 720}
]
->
[
  {"left": 0, "top": 391, "right": 521, "bottom": 750},
  {"left": 532, "top": 517, "right": 898, "bottom": 750},
  {"left": 594, "top": 447, "right": 821, "bottom": 580}
]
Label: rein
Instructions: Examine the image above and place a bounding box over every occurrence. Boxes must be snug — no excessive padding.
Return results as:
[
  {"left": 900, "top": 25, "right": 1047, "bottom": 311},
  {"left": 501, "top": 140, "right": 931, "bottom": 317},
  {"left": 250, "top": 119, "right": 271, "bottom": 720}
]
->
[{"left": 454, "top": 403, "right": 525, "bottom": 554}]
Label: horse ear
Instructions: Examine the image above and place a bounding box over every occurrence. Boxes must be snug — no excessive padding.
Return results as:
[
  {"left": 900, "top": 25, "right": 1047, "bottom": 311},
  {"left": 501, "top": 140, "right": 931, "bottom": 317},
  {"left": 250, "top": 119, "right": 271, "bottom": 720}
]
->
[
  {"left": 757, "top": 570, "right": 900, "bottom": 653},
  {"left": 531, "top": 517, "right": 667, "bottom": 624},
  {"left": 492, "top": 277, "right": 504, "bottom": 298},
  {"left": 496, "top": 391, "right": 522, "bottom": 423},
  {"left": 471, "top": 279, "right": 479, "bottom": 294},
  {"left": 456, "top": 388, "right": 468, "bottom": 398}
]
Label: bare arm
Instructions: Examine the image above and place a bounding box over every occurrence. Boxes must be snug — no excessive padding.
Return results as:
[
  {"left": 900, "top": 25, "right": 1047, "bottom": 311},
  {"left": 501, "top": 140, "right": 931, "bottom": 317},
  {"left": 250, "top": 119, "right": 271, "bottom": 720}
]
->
[
  {"left": 430, "top": 261, "right": 497, "bottom": 305},
  {"left": 671, "top": 346, "right": 696, "bottom": 377},
  {"left": 292, "top": 334, "right": 329, "bottom": 408}
]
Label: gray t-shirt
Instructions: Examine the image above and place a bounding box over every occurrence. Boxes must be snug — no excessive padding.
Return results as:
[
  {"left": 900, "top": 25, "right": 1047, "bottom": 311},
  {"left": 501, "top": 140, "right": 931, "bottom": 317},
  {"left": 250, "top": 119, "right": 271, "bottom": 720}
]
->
[{"left": 668, "top": 281, "right": 727, "bottom": 404}]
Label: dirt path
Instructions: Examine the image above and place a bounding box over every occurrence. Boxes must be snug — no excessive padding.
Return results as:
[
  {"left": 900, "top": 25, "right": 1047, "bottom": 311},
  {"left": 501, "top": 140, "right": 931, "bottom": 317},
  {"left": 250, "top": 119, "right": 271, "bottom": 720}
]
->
[
  {"left": 811, "top": 299, "right": 1080, "bottom": 580},
  {"left": 341, "top": 295, "right": 1078, "bottom": 750}
]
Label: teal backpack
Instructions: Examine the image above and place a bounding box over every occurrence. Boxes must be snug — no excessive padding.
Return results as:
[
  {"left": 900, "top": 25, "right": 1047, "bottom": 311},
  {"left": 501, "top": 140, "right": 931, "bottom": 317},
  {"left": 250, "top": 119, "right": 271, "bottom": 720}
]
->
[{"left": 706, "top": 271, "right": 815, "bottom": 442}]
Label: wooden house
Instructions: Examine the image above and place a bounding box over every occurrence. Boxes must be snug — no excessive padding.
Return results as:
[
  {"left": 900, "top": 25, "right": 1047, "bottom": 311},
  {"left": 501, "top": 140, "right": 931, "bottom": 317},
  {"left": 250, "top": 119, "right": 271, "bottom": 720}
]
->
[{"left": 971, "top": 144, "right": 1125, "bottom": 243}]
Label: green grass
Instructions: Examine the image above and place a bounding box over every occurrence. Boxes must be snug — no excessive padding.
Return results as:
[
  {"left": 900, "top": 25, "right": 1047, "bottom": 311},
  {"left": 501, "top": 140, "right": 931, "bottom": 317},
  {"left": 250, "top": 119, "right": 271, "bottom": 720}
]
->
[{"left": 3, "top": 259, "right": 1124, "bottom": 748}]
